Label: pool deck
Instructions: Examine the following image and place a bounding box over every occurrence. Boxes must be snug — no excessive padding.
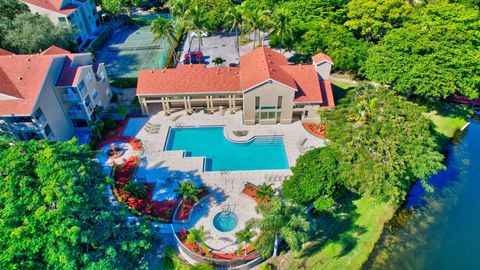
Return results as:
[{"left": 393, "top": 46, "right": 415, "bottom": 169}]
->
[{"left": 124, "top": 109, "right": 326, "bottom": 253}]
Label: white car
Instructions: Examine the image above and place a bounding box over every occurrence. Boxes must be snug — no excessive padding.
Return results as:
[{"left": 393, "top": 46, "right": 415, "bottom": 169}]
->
[{"left": 191, "top": 31, "right": 210, "bottom": 37}]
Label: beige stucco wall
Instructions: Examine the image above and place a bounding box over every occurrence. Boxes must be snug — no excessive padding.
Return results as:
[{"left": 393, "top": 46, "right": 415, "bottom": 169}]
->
[
  {"left": 243, "top": 80, "right": 295, "bottom": 125},
  {"left": 315, "top": 62, "right": 332, "bottom": 80},
  {"left": 34, "top": 57, "right": 75, "bottom": 141}
]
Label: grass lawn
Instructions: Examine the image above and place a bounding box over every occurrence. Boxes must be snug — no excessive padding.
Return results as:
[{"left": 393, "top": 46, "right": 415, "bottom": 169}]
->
[{"left": 275, "top": 194, "right": 395, "bottom": 270}]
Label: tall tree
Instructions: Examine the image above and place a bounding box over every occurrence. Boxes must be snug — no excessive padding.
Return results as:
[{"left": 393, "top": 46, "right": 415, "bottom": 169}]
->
[
  {"left": 344, "top": 0, "right": 414, "bottom": 42},
  {"left": 363, "top": 2, "right": 480, "bottom": 98},
  {"left": 235, "top": 225, "right": 256, "bottom": 256},
  {"left": 0, "top": 138, "right": 154, "bottom": 269},
  {"left": 185, "top": 226, "right": 210, "bottom": 255},
  {"left": 322, "top": 84, "right": 445, "bottom": 204},
  {"left": 2, "top": 13, "right": 72, "bottom": 54},
  {"left": 282, "top": 146, "right": 343, "bottom": 211},
  {"left": 224, "top": 5, "right": 243, "bottom": 58},
  {"left": 175, "top": 181, "right": 201, "bottom": 203},
  {"left": 0, "top": 0, "right": 28, "bottom": 21},
  {"left": 151, "top": 16, "right": 178, "bottom": 63},
  {"left": 185, "top": 3, "right": 208, "bottom": 59},
  {"left": 271, "top": 8, "right": 294, "bottom": 54},
  {"left": 251, "top": 197, "right": 310, "bottom": 258}
]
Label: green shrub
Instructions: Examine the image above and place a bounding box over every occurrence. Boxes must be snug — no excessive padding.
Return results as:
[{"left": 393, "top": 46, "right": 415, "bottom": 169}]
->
[
  {"left": 260, "top": 263, "right": 274, "bottom": 270},
  {"left": 123, "top": 183, "right": 147, "bottom": 199}
]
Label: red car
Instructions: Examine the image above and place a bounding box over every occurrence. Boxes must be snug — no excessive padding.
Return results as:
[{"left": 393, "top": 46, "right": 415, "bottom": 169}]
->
[{"left": 184, "top": 51, "right": 203, "bottom": 62}]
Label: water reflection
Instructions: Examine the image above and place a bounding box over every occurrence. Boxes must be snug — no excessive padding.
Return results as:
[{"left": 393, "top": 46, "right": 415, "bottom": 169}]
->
[{"left": 364, "top": 120, "right": 480, "bottom": 270}]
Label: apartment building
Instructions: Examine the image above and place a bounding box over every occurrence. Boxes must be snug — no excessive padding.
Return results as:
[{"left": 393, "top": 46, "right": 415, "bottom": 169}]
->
[
  {"left": 137, "top": 46, "right": 335, "bottom": 125},
  {"left": 0, "top": 46, "right": 111, "bottom": 141},
  {"left": 21, "top": 0, "right": 100, "bottom": 49}
]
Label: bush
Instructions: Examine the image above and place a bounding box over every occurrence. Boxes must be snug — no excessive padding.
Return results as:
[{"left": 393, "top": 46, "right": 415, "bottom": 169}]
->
[
  {"left": 110, "top": 78, "right": 138, "bottom": 88},
  {"left": 123, "top": 183, "right": 147, "bottom": 199},
  {"left": 260, "top": 263, "right": 274, "bottom": 270}
]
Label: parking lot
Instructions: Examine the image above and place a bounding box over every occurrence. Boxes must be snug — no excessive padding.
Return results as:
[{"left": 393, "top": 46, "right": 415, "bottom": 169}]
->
[{"left": 179, "top": 31, "right": 240, "bottom": 67}]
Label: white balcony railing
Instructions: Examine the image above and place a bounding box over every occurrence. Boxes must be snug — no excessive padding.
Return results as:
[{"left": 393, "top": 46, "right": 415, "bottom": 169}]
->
[
  {"left": 11, "top": 122, "right": 37, "bottom": 131},
  {"left": 62, "top": 93, "right": 80, "bottom": 103},
  {"left": 35, "top": 115, "right": 47, "bottom": 127},
  {"left": 68, "top": 109, "right": 85, "bottom": 119}
]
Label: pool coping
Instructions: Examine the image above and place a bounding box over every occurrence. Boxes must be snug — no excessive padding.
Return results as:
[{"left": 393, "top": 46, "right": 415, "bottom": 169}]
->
[{"left": 162, "top": 125, "right": 290, "bottom": 172}]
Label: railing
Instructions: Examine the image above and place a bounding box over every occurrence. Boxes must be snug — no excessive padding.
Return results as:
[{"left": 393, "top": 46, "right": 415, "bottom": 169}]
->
[
  {"left": 10, "top": 122, "right": 37, "bottom": 131},
  {"left": 62, "top": 93, "right": 81, "bottom": 103},
  {"left": 69, "top": 109, "right": 85, "bottom": 119},
  {"left": 172, "top": 225, "right": 262, "bottom": 269},
  {"left": 79, "top": 86, "right": 88, "bottom": 98},
  {"left": 35, "top": 115, "right": 47, "bottom": 127}
]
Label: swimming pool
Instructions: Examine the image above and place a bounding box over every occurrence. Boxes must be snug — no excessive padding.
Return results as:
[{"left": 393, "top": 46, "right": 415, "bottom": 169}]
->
[{"left": 164, "top": 127, "right": 289, "bottom": 171}]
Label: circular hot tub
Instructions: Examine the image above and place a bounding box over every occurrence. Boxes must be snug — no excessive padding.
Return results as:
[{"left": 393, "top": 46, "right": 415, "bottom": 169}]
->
[{"left": 213, "top": 211, "right": 239, "bottom": 232}]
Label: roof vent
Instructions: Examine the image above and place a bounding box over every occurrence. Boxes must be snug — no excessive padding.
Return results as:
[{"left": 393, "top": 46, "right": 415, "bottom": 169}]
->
[
  {"left": 162, "top": 70, "right": 166, "bottom": 73},
  {"left": 17, "top": 77, "right": 23, "bottom": 80},
  {"left": 150, "top": 70, "right": 154, "bottom": 73}
]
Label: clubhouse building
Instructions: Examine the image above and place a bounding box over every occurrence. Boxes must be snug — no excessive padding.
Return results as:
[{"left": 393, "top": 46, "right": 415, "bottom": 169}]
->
[{"left": 137, "top": 46, "right": 335, "bottom": 125}]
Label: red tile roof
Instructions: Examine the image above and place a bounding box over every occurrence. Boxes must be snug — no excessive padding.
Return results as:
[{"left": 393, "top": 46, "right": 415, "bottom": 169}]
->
[
  {"left": 40, "top": 45, "right": 71, "bottom": 55},
  {"left": 22, "top": 0, "right": 78, "bottom": 15},
  {"left": 239, "top": 47, "right": 297, "bottom": 91},
  {"left": 0, "top": 47, "right": 84, "bottom": 116},
  {"left": 281, "top": 65, "right": 323, "bottom": 103},
  {"left": 0, "top": 48, "right": 14, "bottom": 56},
  {"left": 56, "top": 56, "right": 83, "bottom": 87},
  {"left": 312, "top": 53, "right": 334, "bottom": 65},
  {"left": 137, "top": 46, "right": 334, "bottom": 106},
  {"left": 137, "top": 65, "right": 241, "bottom": 95}
]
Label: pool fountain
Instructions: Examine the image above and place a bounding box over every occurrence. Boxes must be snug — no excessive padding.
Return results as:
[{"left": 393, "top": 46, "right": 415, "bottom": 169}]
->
[{"left": 213, "top": 211, "right": 239, "bottom": 232}]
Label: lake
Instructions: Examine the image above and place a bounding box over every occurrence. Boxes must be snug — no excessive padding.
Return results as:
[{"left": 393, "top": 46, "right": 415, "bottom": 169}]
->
[{"left": 364, "top": 120, "right": 480, "bottom": 269}]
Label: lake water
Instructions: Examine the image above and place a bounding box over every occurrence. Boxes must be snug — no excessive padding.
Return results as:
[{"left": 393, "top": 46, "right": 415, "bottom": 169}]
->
[{"left": 364, "top": 120, "right": 480, "bottom": 269}]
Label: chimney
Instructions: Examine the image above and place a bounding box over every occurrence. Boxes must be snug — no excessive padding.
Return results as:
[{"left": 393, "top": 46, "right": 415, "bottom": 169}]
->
[{"left": 312, "top": 53, "right": 334, "bottom": 80}]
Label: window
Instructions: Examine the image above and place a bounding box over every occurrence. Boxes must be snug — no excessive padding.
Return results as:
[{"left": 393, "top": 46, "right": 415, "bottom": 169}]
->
[
  {"left": 255, "top": 96, "right": 260, "bottom": 109},
  {"left": 277, "top": 96, "right": 283, "bottom": 109},
  {"left": 72, "top": 119, "right": 88, "bottom": 128},
  {"left": 86, "top": 72, "right": 92, "bottom": 83},
  {"left": 58, "top": 17, "right": 67, "bottom": 23},
  {"left": 44, "top": 124, "right": 52, "bottom": 136},
  {"left": 100, "top": 72, "right": 106, "bottom": 82},
  {"left": 106, "top": 87, "right": 112, "bottom": 98},
  {"left": 98, "top": 101, "right": 103, "bottom": 107},
  {"left": 92, "top": 88, "right": 98, "bottom": 100},
  {"left": 260, "top": 112, "right": 276, "bottom": 120}
]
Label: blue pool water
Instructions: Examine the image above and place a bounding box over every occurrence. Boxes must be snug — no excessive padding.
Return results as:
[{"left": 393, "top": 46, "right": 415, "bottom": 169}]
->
[
  {"left": 122, "top": 117, "right": 149, "bottom": 137},
  {"left": 164, "top": 127, "right": 289, "bottom": 171},
  {"left": 213, "top": 211, "right": 239, "bottom": 232}
]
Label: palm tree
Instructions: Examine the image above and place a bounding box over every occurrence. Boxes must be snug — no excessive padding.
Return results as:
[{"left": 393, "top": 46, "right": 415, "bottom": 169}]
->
[
  {"left": 271, "top": 8, "right": 294, "bottom": 54},
  {"left": 242, "top": 8, "right": 263, "bottom": 50},
  {"left": 235, "top": 225, "right": 256, "bottom": 256},
  {"left": 225, "top": 6, "right": 243, "bottom": 58},
  {"left": 151, "top": 16, "right": 178, "bottom": 63},
  {"left": 186, "top": 225, "right": 210, "bottom": 255},
  {"left": 185, "top": 4, "right": 208, "bottom": 61},
  {"left": 256, "top": 183, "right": 274, "bottom": 203},
  {"left": 175, "top": 181, "right": 201, "bottom": 203},
  {"left": 251, "top": 197, "right": 310, "bottom": 258},
  {"left": 212, "top": 57, "right": 226, "bottom": 66}
]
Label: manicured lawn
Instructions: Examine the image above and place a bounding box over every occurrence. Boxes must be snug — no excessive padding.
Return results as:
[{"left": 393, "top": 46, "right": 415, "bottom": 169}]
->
[
  {"left": 276, "top": 194, "right": 394, "bottom": 270},
  {"left": 425, "top": 111, "right": 467, "bottom": 139}
]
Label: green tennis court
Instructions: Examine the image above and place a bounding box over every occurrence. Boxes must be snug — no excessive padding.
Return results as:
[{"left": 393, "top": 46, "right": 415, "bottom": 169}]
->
[{"left": 96, "top": 14, "right": 172, "bottom": 79}]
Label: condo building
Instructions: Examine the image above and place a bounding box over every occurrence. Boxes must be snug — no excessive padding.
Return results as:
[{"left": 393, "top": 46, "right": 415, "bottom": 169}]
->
[
  {"left": 136, "top": 46, "right": 335, "bottom": 125},
  {"left": 0, "top": 46, "right": 111, "bottom": 141},
  {"left": 21, "top": 0, "right": 100, "bottom": 49}
]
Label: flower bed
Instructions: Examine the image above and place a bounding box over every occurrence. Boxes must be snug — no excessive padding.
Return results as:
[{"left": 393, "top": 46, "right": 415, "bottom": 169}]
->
[
  {"left": 303, "top": 122, "right": 327, "bottom": 138},
  {"left": 175, "top": 189, "right": 209, "bottom": 221},
  {"left": 242, "top": 182, "right": 263, "bottom": 204},
  {"left": 111, "top": 156, "right": 178, "bottom": 223},
  {"left": 176, "top": 231, "right": 258, "bottom": 260}
]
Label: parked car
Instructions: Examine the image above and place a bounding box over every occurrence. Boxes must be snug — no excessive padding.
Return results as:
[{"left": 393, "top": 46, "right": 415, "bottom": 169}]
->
[{"left": 184, "top": 51, "right": 204, "bottom": 63}]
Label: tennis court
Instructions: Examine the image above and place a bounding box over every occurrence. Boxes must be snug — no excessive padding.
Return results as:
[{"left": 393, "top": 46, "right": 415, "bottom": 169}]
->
[{"left": 95, "top": 13, "right": 172, "bottom": 79}]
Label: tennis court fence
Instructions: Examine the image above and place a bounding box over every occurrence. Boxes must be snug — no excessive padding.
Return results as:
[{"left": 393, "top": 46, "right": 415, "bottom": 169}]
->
[{"left": 108, "top": 45, "right": 165, "bottom": 51}]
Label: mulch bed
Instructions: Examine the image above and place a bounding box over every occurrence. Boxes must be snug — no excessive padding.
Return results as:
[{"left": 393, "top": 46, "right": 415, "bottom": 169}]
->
[
  {"left": 303, "top": 122, "right": 327, "bottom": 138},
  {"left": 112, "top": 156, "right": 178, "bottom": 223}
]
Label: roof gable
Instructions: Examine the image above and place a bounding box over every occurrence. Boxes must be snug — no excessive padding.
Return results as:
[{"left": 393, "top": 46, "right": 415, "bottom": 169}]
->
[
  {"left": 312, "top": 52, "right": 334, "bottom": 65},
  {"left": 41, "top": 45, "right": 71, "bottom": 55},
  {"left": 239, "top": 47, "right": 297, "bottom": 91}
]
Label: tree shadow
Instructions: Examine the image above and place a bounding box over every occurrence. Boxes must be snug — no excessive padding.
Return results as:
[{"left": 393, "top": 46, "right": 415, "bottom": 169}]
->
[
  {"left": 298, "top": 191, "right": 367, "bottom": 259},
  {"left": 331, "top": 83, "right": 355, "bottom": 104}
]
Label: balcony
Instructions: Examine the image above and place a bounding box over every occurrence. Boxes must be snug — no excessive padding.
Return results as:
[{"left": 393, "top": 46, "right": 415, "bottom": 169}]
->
[
  {"left": 62, "top": 93, "right": 81, "bottom": 103},
  {"left": 11, "top": 122, "right": 37, "bottom": 131},
  {"left": 35, "top": 115, "right": 47, "bottom": 127},
  {"left": 85, "top": 103, "right": 94, "bottom": 114},
  {"left": 79, "top": 86, "right": 88, "bottom": 98},
  {"left": 68, "top": 109, "right": 86, "bottom": 119}
]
